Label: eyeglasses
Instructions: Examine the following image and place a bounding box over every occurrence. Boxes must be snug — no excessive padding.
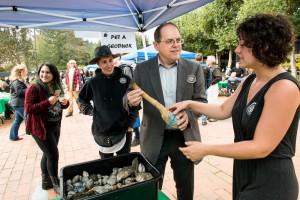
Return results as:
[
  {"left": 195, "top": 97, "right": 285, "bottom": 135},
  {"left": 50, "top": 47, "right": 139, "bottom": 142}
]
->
[
  {"left": 69, "top": 63, "right": 75, "bottom": 64},
  {"left": 157, "top": 38, "right": 184, "bottom": 46}
]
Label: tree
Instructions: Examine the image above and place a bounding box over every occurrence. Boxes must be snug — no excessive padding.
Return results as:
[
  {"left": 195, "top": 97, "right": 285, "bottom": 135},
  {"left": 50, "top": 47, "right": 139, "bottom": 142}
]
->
[
  {"left": 36, "top": 30, "right": 90, "bottom": 70},
  {"left": 173, "top": 0, "right": 243, "bottom": 68},
  {"left": 135, "top": 33, "right": 150, "bottom": 49},
  {"left": 0, "top": 28, "right": 33, "bottom": 70},
  {"left": 237, "top": 0, "right": 299, "bottom": 77}
]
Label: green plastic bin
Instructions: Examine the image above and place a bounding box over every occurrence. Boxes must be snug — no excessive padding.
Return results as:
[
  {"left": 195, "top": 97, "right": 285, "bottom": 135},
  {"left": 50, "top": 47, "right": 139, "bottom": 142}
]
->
[{"left": 60, "top": 152, "right": 162, "bottom": 200}]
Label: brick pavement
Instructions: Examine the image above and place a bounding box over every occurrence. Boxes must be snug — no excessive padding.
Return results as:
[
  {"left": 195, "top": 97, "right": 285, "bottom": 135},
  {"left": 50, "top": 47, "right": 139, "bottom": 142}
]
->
[{"left": 0, "top": 97, "right": 299, "bottom": 200}]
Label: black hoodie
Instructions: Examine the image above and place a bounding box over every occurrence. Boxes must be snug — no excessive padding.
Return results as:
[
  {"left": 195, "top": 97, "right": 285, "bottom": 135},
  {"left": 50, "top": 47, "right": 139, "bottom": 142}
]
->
[{"left": 78, "top": 67, "right": 137, "bottom": 146}]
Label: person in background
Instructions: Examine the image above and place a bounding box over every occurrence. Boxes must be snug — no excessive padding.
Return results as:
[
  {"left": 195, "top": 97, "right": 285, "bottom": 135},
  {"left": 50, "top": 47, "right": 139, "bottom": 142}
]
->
[
  {"left": 78, "top": 45, "right": 137, "bottom": 159},
  {"left": 124, "top": 22, "right": 207, "bottom": 200},
  {"left": 206, "top": 55, "right": 222, "bottom": 122},
  {"left": 194, "top": 53, "right": 211, "bottom": 126},
  {"left": 169, "top": 13, "right": 299, "bottom": 200},
  {"left": 131, "top": 115, "right": 141, "bottom": 147},
  {"left": 225, "top": 65, "right": 232, "bottom": 80},
  {"left": 0, "top": 80, "right": 14, "bottom": 120},
  {"left": 4, "top": 76, "right": 10, "bottom": 85},
  {"left": 25, "top": 62, "right": 69, "bottom": 194},
  {"left": 65, "top": 60, "right": 81, "bottom": 117},
  {"left": 0, "top": 79, "right": 9, "bottom": 92},
  {"left": 79, "top": 67, "right": 86, "bottom": 85},
  {"left": 114, "top": 55, "right": 140, "bottom": 146},
  {"left": 9, "top": 64, "right": 28, "bottom": 141},
  {"left": 230, "top": 62, "right": 245, "bottom": 81}
]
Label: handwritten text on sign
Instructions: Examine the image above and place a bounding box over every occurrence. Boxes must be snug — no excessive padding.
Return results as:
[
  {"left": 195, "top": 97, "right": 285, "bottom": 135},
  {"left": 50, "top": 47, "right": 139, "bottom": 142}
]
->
[{"left": 101, "top": 32, "right": 137, "bottom": 54}]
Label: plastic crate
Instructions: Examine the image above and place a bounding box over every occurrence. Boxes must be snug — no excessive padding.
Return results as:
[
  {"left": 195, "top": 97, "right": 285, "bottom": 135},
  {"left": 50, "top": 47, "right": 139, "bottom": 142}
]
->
[{"left": 60, "top": 152, "right": 162, "bottom": 200}]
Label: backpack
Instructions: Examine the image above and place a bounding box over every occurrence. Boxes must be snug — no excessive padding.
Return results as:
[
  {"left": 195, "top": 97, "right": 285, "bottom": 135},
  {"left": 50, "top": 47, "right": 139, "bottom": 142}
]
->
[{"left": 119, "top": 63, "right": 134, "bottom": 79}]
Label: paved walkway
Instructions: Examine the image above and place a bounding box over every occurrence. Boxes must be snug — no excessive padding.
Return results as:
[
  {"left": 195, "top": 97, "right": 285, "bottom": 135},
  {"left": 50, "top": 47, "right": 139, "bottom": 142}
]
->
[{"left": 0, "top": 97, "right": 299, "bottom": 200}]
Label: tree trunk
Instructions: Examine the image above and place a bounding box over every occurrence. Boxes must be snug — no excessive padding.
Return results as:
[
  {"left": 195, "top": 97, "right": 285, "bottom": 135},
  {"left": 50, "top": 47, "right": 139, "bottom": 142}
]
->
[
  {"left": 228, "top": 49, "right": 233, "bottom": 68},
  {"left": 215, "top": 50, "right": 219, "bottom": 65},
  {"left": 290, "top": 47, "right": 297, "bottom": 77}
]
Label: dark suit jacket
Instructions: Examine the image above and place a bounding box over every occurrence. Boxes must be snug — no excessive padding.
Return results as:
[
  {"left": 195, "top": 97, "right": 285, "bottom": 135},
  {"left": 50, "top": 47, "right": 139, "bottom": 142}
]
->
[{"left": 124, "top": 56, "right": 207, "bottom": 164}]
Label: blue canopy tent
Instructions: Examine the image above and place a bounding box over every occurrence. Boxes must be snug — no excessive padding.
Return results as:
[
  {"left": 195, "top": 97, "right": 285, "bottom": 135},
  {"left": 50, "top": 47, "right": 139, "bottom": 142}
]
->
[
  {"left": 122, "top": 45, "right": 196, "bottom": 63},
  {"left": 85, "top": 64, "right": 99, "bottom": 70},
  {"left": 0, "top": 0, "right": 213, "bottom": 32},
  {"left": 0, "top": 0, "right": 213, "bottom": 62}
]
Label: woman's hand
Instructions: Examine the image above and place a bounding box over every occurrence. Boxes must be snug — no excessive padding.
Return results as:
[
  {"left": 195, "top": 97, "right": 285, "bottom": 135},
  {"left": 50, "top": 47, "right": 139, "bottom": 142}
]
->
[
  {"left": 127, "top": 89, "right": 143, "bottom": 107},
  {"left": 169, "top": 100, "right": 191, "bottom": 115},
  {"left": 48, "top": 95, "right": 59, "bottom": 105},
  {"left": 179, "top": 141, "right": 207, "bottom": 162},
  {"left": 60, "top": 99, "right": 68, "bottom": 106}
]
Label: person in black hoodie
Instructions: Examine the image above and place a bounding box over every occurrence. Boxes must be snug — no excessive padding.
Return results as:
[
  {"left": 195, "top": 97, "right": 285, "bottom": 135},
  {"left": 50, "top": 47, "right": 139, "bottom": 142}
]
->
[{"left": 78, "top": 45, "right": 137, "bottom": 158}]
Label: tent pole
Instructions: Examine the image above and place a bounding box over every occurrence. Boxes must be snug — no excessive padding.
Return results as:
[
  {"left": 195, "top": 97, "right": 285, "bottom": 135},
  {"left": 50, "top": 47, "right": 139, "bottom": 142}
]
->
[{"left": 142, "top": 32, "right": 148, "bottom": 60}]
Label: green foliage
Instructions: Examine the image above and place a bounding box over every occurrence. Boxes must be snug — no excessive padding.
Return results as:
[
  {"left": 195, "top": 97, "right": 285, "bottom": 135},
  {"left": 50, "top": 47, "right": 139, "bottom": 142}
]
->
[
  {"left": 135, "top": 33, "right": 150, "bottom": 49},
  {"left": 173, "top": 0, "right": 243, "bottom": 55},
  {"left": 0, "top": 28, "right": 33, "bottom": 69},
  {"left": 36, "top": 30, "right": 90, "bottom": 70},
  {"left": 237, "top": 0, "right": 288, "bottom": 21}
]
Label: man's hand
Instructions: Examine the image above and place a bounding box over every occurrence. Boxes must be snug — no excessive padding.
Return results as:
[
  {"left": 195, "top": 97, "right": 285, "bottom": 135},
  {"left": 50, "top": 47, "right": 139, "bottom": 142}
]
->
[
  {"left": 127, "top": 88, "right": 143, "bottom": 107},
  {"left": 176, "top": 110, "right": 189, "bottom": 131}
]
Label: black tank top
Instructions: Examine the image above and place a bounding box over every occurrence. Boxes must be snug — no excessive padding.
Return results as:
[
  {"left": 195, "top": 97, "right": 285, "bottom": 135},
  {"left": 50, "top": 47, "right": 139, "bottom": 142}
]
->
[{"left": 232, "top": 72, "right": 300, "bottom": 158}]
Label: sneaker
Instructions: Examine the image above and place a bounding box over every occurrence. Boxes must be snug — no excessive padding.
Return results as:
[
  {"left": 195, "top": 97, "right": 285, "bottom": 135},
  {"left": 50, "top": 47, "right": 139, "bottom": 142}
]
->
[
  {"left": 131, "top": 138, "right": 140, "bottom": 147},
  {"left": 208, "top": 118, "right": 218, "bottom": 122},
  {"left": 202, "top": 121, "right": 207, "bottom": 126},
  {"left": 10, "top": 137, "right": 23, "bottom": 141},
  {"left": 65, "top": 113, "right": 73, "bottom": 117}
]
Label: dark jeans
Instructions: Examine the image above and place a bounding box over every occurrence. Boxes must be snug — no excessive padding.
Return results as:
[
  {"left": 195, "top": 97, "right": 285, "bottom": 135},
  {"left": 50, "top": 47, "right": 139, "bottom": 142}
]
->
[
  {"left": 155, "top": 130, "right": 194, "bottom": 200},
  {"left": 133, "top": 127, "right": 140, "bottom": 139},
  {"left": 32, "top": 122, "right": 61, "bottom": 177},
  {"left": 99, "top": 131, "right": 132, "bottom": 159},
  {"left": 9, "top": 106, "right": 25, "bottom": 140}
]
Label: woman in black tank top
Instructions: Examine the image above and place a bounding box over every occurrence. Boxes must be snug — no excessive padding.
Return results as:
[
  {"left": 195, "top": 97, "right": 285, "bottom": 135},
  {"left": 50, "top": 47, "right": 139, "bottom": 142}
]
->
[{"left": 169, "top": 14, "right": 299, "bottom": 200}]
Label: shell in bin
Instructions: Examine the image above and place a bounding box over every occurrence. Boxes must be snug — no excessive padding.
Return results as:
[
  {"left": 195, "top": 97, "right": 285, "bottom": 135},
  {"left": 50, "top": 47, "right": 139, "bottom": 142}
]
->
[{"left": 60, "top": 152, "right": 162, "bottom": 200}]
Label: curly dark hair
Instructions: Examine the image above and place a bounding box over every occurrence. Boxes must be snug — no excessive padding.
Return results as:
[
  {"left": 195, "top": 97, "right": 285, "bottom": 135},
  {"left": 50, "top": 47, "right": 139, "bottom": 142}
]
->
[{"left": 237, "top": 13, "right": 295, "bottom": 67}]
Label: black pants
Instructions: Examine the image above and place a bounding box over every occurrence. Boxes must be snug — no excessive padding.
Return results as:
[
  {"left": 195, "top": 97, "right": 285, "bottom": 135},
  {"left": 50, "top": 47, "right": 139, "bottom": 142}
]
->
[
  {"left": 32, "top": 122, "right": 61, "bottom": 177},
  {"left": 4, "top": 103, "right": 14, "bottom": 118},
  {"left": 155, "top": 130, "right": 194, "bottom": 200},
  {"left": 99, "top": 131, "right": 132, "bottom": 159}
]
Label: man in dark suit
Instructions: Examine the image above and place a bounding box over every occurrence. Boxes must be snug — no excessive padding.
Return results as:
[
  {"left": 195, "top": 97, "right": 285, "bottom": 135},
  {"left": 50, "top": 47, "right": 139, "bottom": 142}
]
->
[{"left": 123, "top": 22, "right": 207, "bottom": 200}]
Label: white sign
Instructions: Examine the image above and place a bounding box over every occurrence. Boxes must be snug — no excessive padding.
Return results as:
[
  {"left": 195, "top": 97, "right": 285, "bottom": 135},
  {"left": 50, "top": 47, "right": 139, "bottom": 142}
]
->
[{"left": 101, "top": 32, "right": 137, "bottom": 54}]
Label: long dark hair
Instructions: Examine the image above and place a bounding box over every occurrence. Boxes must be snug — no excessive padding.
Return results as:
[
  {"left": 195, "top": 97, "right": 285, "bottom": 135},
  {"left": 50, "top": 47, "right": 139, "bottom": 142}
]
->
[
  {"left": 38, "top": 62, "right": 61, "bottom": 83},
  {"left": 35, "top": 62, "right": 63, "bottom": 95}
]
